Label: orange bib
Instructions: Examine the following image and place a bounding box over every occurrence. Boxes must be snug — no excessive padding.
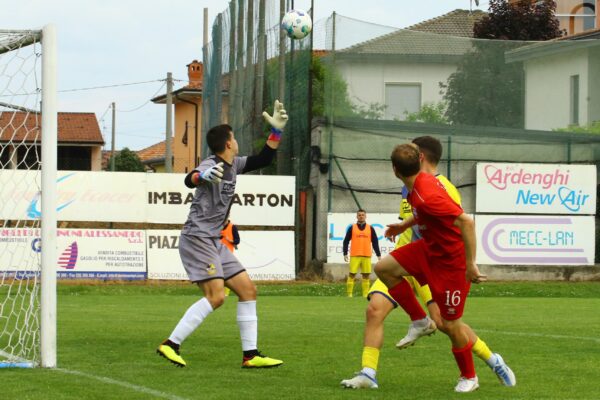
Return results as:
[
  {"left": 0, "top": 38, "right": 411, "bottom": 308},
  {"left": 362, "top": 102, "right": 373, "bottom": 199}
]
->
[
  {"left": 221, "top": 223, "right": 235, "bottom": 252},
  {"left": 350, "top": 224, "right": 372, "bottom": 257}
]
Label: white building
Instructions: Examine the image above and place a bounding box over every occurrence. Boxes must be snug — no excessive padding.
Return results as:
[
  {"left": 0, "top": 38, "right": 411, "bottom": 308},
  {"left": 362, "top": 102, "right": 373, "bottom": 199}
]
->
[
  {"left": 507, "top": 28, "right": 600, "bottom": 130},
  {"left": 333, "top": 10, "right": 485, "bottom": 120}
]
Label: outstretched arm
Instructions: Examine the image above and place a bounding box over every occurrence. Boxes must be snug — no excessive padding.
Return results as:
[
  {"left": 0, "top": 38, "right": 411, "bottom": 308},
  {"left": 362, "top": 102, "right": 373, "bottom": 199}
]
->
[{"left": 243, "top": 100, "right": 288, "bottom": 173}]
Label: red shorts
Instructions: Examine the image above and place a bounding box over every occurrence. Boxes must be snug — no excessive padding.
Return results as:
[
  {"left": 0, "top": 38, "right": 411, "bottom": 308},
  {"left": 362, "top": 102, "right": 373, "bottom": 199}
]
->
[{"left": 390, "top": 239, "right": 471, "bottom": 321}]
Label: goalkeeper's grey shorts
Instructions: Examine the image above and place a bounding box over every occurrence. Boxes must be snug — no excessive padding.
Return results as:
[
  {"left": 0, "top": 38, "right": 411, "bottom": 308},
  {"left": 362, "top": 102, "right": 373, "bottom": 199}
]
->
[{"left": 178, "top": 233, "right": 245, "bottom": 282}]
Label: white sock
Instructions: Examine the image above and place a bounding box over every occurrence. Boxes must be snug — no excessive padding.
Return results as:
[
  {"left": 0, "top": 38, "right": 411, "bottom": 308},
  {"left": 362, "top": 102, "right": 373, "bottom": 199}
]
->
[
  {"left": 169, "top": 297, "right": 213, "bottom": 344},
  {"left": 237, "top": 300, "right": 258, "bottom": 351},
  {"left": 361, "top": 367, "right": 377, "bottom": 379},
  {"left": 413, "top": 316, "right": 430, "bottom": 328}
]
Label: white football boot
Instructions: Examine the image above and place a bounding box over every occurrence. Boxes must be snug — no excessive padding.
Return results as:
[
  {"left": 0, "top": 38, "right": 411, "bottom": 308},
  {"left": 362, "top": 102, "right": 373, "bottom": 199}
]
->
[
  {"left": 396, "top": 317, "right": 437, "bottom": 349},
  {"left": 490, "top": 353, "right": 516, "bottom": 387},
  {"left": 340, "top": 372, "right": 379, "bottom": 389},
  {"left": 454, "top": 376, "right": 479, "bottom": 393}
]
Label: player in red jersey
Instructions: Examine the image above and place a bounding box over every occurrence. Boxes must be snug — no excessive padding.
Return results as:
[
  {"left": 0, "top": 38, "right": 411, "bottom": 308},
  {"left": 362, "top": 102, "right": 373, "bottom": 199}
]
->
[{"left": 375, "top": 143, "right": 515, "bottom": 393}]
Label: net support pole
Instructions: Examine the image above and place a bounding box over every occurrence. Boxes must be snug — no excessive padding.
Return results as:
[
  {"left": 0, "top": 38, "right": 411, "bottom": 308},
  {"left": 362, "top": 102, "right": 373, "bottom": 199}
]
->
[
  {"left": 165, "top": 72, "right": 173, "bottom": 173},
  {"left": 40, "top": 23, "right": 58, "bottom": 369}
]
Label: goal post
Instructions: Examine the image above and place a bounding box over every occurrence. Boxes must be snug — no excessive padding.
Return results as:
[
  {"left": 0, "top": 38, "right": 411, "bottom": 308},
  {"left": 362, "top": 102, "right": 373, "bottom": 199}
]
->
[
  {"left": 0, "top": 25, "right": 57, "bottom": 368},
  {"left": 41, "top": 23, "right": 57, "bottom": 369}
]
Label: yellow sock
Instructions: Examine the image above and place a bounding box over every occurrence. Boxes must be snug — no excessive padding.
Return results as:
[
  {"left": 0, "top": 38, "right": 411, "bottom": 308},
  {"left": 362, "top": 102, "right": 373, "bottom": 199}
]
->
[
  {"left": 361, "top": 346, "right": 380, "bottom": 370},
  {"left": 472, "top": 337, "right": 493, "bottom": 362},
  {"left": 346, "top": 277, "right": 355, "bottom": 297},
  {"left": 361, "top": 279, "right": 370, "bottom": 297},
  {"left": 224, "top": 287, "right": 231, "bottom": 297}
]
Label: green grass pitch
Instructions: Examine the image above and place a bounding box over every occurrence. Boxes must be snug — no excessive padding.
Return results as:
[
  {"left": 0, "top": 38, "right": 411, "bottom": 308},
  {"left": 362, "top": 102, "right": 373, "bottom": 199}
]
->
[{"left": 2, "top": 282, "right": 600, "bottom": 399}]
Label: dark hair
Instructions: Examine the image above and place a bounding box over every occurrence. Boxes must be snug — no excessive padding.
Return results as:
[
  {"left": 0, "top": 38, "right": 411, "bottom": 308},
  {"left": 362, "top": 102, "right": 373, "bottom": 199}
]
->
[
  {"left": 357, "top": 209, "right": 366, "bottom": 213},
  {"left": 391, "top": 144, "right": 420, "bottom": 177},
  {"left": 206, "top": 124, "right": 233, "bottom": 154},
  {"left": 412, "top": 136, "right": 442, "bottom": 165}
]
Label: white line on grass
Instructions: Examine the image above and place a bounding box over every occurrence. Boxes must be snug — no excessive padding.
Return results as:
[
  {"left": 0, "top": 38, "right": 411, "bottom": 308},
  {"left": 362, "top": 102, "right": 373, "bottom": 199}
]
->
[
  {"left": 345, "top": 320, "right": 600, "bottom": 344},
  {"left": 54, "top": 368, "right": 191, "bottom": 400},
  {"left": 476, "top": 329, "right": 600, "bottom": 344}
]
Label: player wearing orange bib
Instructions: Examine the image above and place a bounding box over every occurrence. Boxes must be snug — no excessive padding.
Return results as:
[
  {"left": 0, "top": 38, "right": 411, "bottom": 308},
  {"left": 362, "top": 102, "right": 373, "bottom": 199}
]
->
[
  {"left": 342, "top": 210, "right": 381, "bottom": 297},
  {"left": 220, "top": 219, "right": 240, "bottom": 253},
  {"left": 220, "top": 219, "right": 240, "bottom": 296}
]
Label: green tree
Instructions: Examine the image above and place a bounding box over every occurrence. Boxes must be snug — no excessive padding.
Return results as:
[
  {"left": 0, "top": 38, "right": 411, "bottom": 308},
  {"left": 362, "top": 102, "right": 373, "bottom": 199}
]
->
[
  {"left": 311, "top": 55, "right": 355, "bottom": 118},
  {"left": 404, "top": 102, "right": 448, "bottom": 124},
  {"left": 442, "top": 42, "right": 526, "bottom": 128},
  {"left": 442, "top": 0, "right": 564, "bottom": 128},
  {"left": 556, "top": 121, "right": 600, "bottom": 134},
  {"left": 108, "top": 148, "right": 145, "bottom": 172},
  {"left": 312, "top": 55, "right": 387, "bottom": 119}
]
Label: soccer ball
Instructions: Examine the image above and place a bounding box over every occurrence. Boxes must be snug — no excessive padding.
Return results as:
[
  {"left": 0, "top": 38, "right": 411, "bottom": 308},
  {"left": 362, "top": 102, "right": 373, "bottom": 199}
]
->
[{"left": 281, "top": 9, "right": 312, "bottom": 40}]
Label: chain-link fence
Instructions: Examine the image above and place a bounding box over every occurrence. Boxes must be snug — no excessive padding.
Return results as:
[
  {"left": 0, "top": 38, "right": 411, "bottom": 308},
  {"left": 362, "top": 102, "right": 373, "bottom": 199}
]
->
[
  {"left": 310, "top": 12, "right": 600, "bottom": 265},
  {"left": 203, "top": 7, "right": 600, "bottom": 270},
  {"left": 316, "top": 119, "right": 600, "bottom": 212},
  {"left": 202, "top": 0, "right": 312, "bottom": 185},
  {"left": 202, "top": 1, "right": 316, "bottom": 272}
]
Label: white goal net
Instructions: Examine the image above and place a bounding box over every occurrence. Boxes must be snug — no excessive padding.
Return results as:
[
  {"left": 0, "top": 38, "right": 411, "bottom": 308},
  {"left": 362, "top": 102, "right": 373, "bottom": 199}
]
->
[{"left": 0, "top": 27, "right": 57, "bottom": 368}]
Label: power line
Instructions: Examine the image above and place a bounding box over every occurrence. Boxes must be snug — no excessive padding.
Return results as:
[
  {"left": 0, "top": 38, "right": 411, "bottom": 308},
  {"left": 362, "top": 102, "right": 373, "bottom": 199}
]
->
[
  {"left": 0, "top": 78, "right": 166, "bottom": 97},
  {"left": 116, "top": 82, "right": 166, "bottom": 113},
  {"left": 98, "top": 104, "right": 112, "bottom": 121},
  {"left": 59, "top": 79, "right": 165, "bottom": 93}
]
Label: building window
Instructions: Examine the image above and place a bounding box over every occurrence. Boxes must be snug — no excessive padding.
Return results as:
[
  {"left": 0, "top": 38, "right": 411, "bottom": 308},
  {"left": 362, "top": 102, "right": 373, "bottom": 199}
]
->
[
  {"left": 384, "top": 83, "right": 421, "bottom": 120},
  {"left": 182, "top": 121, "right": 188, "bottom": 145},
  {"left": 16, "top": 145, "right": 40, "bottom": 170},
  {"left": 556, "top": 1, "right": 596, "bottom": 34},
  {"left": 570, "top": 74, "right": 579, "bottom": 126},
  {"left": 0, "top": 145, "right": 10, "bottom": 168},
  {"left": 58, "top": 146, "right": 91, "bottom": 170}
]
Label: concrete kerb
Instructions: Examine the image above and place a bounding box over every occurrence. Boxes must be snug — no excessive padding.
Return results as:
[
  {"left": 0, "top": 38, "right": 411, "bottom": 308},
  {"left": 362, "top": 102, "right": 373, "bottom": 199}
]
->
[{"left": 323, "top": 263, "right": 600, "bottom": 281}]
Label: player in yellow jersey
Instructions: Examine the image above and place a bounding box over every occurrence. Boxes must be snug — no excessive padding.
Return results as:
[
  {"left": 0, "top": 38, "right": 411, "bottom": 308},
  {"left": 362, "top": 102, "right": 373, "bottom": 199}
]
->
[{"left": 341, "top": 136, "right": 515, "bottom": 390}]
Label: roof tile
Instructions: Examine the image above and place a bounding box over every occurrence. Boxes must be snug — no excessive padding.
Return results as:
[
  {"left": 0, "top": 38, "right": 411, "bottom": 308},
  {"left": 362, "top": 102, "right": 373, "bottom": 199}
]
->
[
  {"left": 137, "top": 140, "right": 166, "bottom": 162},
  {"left": 0, "top": 111, "right": 104, "bottom": 144}
]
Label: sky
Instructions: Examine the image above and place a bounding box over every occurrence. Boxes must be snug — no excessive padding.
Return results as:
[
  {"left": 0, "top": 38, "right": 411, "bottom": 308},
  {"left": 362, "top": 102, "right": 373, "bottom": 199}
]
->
[{"left": 1, "top": 0, "right": 490, "bottom": 151}]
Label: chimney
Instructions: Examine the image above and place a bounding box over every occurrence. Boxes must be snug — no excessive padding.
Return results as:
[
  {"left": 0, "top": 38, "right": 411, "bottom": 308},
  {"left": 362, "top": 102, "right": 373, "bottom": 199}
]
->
[{"left": 187, "top": 60, "right": 203, "bottom": 88}]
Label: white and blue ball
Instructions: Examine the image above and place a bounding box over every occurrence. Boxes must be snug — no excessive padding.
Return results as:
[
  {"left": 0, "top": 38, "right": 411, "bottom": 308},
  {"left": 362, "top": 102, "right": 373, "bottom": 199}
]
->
[{"left": 281, "top": 9, "right": 312, "bottom": 40}]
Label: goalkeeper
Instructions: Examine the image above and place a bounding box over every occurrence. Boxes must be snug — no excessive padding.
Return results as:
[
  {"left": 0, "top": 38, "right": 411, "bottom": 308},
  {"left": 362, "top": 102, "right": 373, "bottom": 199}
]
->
[
  {"left": 157, "top": 100, "right": 288, "bottom": 369},
  {"left": 341, "top": 136, "right": 515, "bottom": 389}
]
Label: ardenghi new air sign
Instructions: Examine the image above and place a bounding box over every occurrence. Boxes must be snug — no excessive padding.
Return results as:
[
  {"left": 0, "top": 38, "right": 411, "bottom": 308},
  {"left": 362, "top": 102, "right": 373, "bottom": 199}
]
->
[
  {"left": 476, "top": 163, "right": 597, "bottom": 215},
  {"left": 0, "top": 171, "right": 295, "bottom": 226}
]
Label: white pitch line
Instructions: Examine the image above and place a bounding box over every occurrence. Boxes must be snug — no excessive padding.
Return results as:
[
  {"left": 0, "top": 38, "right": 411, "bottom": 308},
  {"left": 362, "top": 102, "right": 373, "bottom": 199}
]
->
[
  {"left": 476, "top": 329, "right": 600, "bottom": 344},
  {"left": 54, "top": 368, "right": 191, "bottom": 400},
  {"left": 345, "top": 320, "right": 600, "bottom": 344}
]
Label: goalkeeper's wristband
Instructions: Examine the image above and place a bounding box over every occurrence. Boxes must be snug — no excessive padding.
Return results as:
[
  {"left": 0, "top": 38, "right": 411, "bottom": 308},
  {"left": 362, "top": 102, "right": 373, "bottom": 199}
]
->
[{"left": 267, "top": 127, "right": 283, "bottom": 142}]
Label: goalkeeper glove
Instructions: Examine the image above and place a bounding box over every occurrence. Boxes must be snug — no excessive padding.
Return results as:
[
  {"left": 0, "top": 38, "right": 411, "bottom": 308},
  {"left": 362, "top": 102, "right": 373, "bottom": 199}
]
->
[
  {"left": 199, "top": 162, "right": 224, "bottom": 183},
  {"left": 262, "top": 100, "right": 288, "bottom": 141}
]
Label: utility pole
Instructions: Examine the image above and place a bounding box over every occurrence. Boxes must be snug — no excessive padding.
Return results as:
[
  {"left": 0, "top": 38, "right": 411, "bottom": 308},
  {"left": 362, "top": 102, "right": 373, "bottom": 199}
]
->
[
  {"left": 110, "top": 102, "right": 116, "bottom": 171},
  {"left": 202, "top": 7, "right": 208, "bottom": 163},
  {"left": 165, "top": 72, "right": 173, "bottom": 173},
  {"left": 277, "top": 0, "right": 286, "bottom": 174}
]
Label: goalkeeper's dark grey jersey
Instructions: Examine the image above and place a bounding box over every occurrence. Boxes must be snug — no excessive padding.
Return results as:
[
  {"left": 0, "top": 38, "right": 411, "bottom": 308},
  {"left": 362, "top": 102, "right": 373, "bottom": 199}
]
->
[{"left": 182, "top": 155, "right": 247, "bottom": 239}]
